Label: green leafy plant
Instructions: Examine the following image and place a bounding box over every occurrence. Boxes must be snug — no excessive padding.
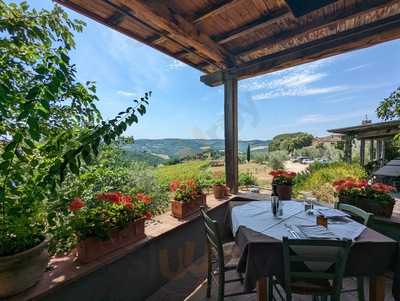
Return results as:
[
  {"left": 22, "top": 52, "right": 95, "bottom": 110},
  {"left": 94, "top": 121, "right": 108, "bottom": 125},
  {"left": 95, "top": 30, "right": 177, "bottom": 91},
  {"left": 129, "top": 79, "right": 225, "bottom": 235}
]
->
[
  {"left": 0, "top": 2, "right": 149, "bottom": 256},
  {"left": 239, "top": 172, "right": 256, "bottom": 186},
  {"left": 269, "top": 170, "right": 296, "bottom": 185}
]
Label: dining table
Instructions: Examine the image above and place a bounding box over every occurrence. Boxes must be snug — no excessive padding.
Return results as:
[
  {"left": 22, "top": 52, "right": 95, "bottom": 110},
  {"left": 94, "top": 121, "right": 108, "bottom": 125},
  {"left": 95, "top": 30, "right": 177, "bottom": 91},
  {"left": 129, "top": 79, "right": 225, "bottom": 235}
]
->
[{"left": 226, "top": 198, "right": 400, "bottom": 301}]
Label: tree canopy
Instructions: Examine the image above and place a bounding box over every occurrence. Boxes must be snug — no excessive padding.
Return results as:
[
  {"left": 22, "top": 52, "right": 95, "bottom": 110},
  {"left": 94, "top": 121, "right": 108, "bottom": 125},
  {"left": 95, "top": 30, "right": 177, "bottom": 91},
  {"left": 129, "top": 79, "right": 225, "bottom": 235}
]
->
[{"left": 268, "top": 132, "right": 314, "bottom": 153}]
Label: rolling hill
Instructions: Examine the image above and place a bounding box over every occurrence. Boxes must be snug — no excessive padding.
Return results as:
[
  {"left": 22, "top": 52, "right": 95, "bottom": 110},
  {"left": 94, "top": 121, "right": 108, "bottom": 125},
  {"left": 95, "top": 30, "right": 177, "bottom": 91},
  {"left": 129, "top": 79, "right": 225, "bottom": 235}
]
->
[{"left": 122, "top": 138, "right": 270, "bottom": 164}]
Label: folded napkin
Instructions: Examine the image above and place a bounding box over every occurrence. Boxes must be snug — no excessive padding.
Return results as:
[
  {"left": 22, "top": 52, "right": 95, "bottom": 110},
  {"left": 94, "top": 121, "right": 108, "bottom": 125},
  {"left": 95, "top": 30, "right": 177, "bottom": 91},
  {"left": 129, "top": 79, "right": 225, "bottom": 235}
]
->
[
  {"left": 317, "top": 208, "right": 349, "bottom": 218},
  {"left": 296, "top": 225, "right": 338, "bottom": 239}
]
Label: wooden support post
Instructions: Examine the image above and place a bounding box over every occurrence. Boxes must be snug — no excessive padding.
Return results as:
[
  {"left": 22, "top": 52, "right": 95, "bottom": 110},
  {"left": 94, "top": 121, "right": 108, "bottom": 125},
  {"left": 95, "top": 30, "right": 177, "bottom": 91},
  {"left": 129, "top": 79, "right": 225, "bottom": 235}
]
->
[
  {"left": 369, "top": 275, "right": 386, "bottom": 301},
  {"left": 224, "top": 75, "right": 238, "bottom": 194},
  {"left": 370, "top": 139, "right": 375, "bottom": 161},
  {"left": 360, "top": 139, "right": 365, "bottom": 166},
  {"left": 256, "top": 277, "right": 268, "bottom": 301},
  {"left": 381, "top": 139, "right": 386, "bottom": 165}
]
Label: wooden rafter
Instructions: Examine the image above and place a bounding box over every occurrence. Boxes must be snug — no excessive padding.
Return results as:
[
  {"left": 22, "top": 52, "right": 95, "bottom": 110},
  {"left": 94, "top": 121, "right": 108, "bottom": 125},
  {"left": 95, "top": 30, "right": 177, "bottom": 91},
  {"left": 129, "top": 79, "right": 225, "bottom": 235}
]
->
[
  {"left": 236, "top": 0, "right": 399, "bottom": 59},
  {"left": 193, "top": 0, "right": 244, "bottom": 24},
  {"left": 201, "top": 13, "right": 400, "bottom": 86},
  {"left": 213, "top": 9, "right": 292, "bottom": 44},
  {"left": 117, "top": 0, "right": 233, "bottom": 68}
]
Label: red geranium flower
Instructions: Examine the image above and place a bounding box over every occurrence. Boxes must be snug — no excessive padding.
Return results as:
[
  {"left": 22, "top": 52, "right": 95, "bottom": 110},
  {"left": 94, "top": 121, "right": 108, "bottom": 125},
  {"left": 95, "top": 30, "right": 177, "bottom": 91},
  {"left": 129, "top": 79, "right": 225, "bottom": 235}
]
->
[
  {"left": 136, "top": 193, "right": 152, "bottom": 205},
  {"left": 96, "top": 192, "right": 123, "bottom": 203},
  {"left": 371, "top": 183, "right": 395, "bottom": 193},
  {"left": 169, "top": 180, "right": 181, "bottom": 192},
  {"left": 69, "top": 197, "right": 85, "bottom": 211}
]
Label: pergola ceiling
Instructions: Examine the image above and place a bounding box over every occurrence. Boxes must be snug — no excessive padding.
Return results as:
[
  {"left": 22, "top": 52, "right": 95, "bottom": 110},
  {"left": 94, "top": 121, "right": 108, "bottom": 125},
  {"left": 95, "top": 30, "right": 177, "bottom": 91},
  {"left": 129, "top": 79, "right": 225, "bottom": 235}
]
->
[{"left": 55, "top": 0, "right": 400, "bottom": 86}]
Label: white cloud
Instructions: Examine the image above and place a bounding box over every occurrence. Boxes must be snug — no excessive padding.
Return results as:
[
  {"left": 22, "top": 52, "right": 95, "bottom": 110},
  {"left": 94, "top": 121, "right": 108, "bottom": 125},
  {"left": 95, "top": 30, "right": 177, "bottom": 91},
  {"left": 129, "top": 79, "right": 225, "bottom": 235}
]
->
[
  {"left": 240, "top": 58, "right": 344, "bottom": 101},
  {"left": 345, "top": 64, "right": 370, "bottom": 72},
  {"left": 168, "top": 59, "right": 187, "bottom": 70},
  {"left": 117, "top": 90, "right": 140, "bottom": 97},
  {"left": 252, "top": 86, "right": 348, "bottom": 101},
  {"left": 297, "top": 109, "right": 373, "bottom": 125}
]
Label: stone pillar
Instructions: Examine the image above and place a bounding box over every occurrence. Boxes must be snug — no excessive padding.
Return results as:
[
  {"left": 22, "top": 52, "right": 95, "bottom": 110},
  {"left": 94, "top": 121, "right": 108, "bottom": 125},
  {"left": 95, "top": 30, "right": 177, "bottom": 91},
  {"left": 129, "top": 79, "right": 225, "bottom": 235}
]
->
[
  {"left": 344, "top": 136, "right": 352, "bottom": 163},
  {"left": 369, "top": 139, "right": 374, "bottom": 162},
  {"left": 360, "top": 139, "right": 365, "bottom": 166}
]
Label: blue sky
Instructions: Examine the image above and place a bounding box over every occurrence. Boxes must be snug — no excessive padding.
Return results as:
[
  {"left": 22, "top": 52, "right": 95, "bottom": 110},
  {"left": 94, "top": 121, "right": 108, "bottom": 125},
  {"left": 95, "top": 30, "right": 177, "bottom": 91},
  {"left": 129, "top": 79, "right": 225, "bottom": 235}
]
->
[{"left": 20, "top": 1, "right": 400, "bottom": 140}]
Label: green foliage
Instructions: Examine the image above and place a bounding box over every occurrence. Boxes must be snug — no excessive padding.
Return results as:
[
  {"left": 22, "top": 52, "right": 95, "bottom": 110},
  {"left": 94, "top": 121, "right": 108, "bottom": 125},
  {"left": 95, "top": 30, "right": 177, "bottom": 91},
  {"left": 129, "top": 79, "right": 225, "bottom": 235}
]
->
[
  {"left": 0, "top": 2, "right": 149, "bottom": 255},
  {"left": 293, "top": 143, "right": 342, "bottom": 161},
  {"left": 239, "top": 172, "right": 256, "bottom": 186},
  {"left": 267, "top": 150, "right": 288, "bottom": 169},
  {"left": 246, "top": 144, "right": 251, "bottom": 162},
  {"left": 377, "top": 86, "right": 400, "bottom": 121},
  {"left": 48, "top": 146, "right": 168, "bottom": 253},
  {"left": 293, "top": 162, "right": 367, "bottom": 203},
  {"left": 268, "top": 132, "right": 313, "bottom": 153}
]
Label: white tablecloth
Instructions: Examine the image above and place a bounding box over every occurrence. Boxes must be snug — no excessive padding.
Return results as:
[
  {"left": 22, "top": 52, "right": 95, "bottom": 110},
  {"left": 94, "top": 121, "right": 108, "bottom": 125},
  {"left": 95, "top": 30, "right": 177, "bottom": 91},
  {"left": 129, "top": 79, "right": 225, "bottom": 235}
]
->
[{"left": 231, "top": 200, "right": 366, "bottom": 241}]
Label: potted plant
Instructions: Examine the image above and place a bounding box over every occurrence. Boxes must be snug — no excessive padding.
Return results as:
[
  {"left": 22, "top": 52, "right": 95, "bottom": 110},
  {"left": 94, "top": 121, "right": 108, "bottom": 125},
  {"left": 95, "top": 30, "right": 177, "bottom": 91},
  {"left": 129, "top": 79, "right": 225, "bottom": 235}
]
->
[
  {"left": 0, "top": 2, "right": 150, "bottom": 296},
  {"left": 211, "top": 171, "right": 227, "bottom": 199},
  {"left": 270, "top": 170, "right": 297, "bottom": 200},
  {"left": 170, "top": 179, "right": 206, "bottom": 219},
  {"left": 70, "top": 192, "right": 152, "bottom": 263},
  {"left": 333, "top": 178, "right": 396, "bottom": 217}
]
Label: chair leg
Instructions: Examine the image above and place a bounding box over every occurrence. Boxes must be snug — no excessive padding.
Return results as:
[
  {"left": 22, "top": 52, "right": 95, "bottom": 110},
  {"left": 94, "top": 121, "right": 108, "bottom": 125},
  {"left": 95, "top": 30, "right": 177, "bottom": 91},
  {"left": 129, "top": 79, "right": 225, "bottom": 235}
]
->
[
  {"left": 218, "top": 272, "right": 225, "bottom": 301},
  {"left": 206, "top": 256, "right": 212, "bottom": 298},
  {"left": 268, "top": 278, "right": 274, "bottom": 300},
  {"left": 357, "top": 277, "right": 365, "bottom": 301}
]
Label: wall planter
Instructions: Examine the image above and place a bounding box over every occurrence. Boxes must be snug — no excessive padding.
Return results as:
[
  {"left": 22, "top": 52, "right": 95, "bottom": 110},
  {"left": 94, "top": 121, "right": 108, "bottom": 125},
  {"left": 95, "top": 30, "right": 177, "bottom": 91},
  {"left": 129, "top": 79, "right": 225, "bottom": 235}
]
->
[
  {"left": 275, "top": 184, "right": 293, "bottom": 200},
  {"left": 0, "top": 239, "right": 49, "bottom": 298},
  {"left": 77, "top": 218, "right": 146, "bottom": 264},
  {"left": 339, "top": 196, "right": 395, "bottom": 218},
  {"left": 213, "top": 184, "right": 226, "bottom": 199},
  {"left": 171, "top": 194, "right": 206, "bottom": 219}
]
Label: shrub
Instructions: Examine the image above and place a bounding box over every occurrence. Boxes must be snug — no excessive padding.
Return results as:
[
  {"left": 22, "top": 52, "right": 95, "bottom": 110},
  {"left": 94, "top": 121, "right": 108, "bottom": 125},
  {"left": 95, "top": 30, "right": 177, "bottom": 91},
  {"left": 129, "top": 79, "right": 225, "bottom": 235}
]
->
[
  {"left": 239, "top": 172, "right": 257, "bottom": 187},
  {"left": 267, "top": 150, "right": 288, "bottom": 169},
  {"left": 293, "top": 162, "right": 367, "bottom": 203}
]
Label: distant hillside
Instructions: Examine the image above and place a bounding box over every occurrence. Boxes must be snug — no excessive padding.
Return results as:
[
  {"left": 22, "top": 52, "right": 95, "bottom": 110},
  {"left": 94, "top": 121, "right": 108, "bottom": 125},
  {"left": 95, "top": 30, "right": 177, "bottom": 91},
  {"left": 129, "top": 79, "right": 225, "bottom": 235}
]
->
[{"left": 122, "top": 138, "right": 270, "bottom": 163}]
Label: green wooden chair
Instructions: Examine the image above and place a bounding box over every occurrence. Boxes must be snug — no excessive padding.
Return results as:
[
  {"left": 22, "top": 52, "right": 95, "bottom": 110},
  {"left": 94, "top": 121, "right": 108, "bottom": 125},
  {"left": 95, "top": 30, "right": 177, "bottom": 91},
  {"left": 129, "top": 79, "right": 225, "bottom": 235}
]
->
[
  {"left": 337, "top": 203, "right": 373, "bottom": 301},
  {"left": 279, "top": 237, "right": 352, "bottom": 301},
  {"left": 337, "top": 203, "right": 373, "bottom": 226},
  {"left": 200, "top": 207, "right": 255, "bottom": 301}
]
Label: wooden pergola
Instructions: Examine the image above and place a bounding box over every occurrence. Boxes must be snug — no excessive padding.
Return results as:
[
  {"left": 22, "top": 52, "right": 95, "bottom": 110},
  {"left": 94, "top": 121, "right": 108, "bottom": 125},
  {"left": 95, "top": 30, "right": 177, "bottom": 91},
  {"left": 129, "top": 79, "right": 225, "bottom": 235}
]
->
[
  {"left": 329, "top": 120, "right": 400, "bottom": 166},
  {"left": 53, "top": 1, "right": 400, "bottom": 297}
]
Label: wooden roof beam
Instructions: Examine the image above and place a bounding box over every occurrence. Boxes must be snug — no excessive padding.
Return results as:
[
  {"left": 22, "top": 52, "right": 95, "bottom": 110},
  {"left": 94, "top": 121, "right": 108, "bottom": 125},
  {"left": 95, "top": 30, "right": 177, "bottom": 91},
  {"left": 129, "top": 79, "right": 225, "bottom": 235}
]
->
[
  {"left": 236, "top": 0, "right": 399, "bottom": 60},
  {"left": 213, "top": 9, "right": 292, "bottom": 44},
  {"left": 119, "top": 0, "right": 233, "bottom": 68},
  {"left": 193, "top": 0, "right": 245, "bottom": 24},
  {"left": 201, "top": 14, "right": 400, "bottom": 86},
  {"left": 106, "top": 11, "right": 125, "bottom": 26}
]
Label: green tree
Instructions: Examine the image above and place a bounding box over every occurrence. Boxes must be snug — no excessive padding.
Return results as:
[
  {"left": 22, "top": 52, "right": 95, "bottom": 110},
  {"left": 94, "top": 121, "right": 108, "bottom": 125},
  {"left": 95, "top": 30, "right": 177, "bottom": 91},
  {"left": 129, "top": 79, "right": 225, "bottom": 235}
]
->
[
  {"left": 0, "top": 1, "right": 149, "bottom": 256},
  {"left": 377, "top": 87, "right": 400, "bottom": 121},
  {"left": 268, "top": 132, "right": 313, "bottom": 153},
  {"left": 246, "top": 144, "right": 251, "bottom": 162}
]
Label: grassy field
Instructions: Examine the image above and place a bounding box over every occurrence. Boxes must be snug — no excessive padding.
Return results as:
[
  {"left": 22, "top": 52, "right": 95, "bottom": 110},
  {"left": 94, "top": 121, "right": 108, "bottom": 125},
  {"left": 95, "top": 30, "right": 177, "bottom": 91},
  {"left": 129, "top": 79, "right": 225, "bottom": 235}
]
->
[{"left": 153, "top": 160, "right": 212, "bottom": 188}]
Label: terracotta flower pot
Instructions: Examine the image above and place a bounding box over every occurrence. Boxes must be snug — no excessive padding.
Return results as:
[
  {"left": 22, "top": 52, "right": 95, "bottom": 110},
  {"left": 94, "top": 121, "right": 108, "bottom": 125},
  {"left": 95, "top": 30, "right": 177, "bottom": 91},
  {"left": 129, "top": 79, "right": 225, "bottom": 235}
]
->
[
  {"left": 171, "top": 194, "right": 206, "bottom": 219},
  {"left": 77, "top": 218, "right": 146, "bottom": 264},
  {"left": 339, "top": 195, "right": 395, "bottom": 218},
  {"left": 213, "top": 184, "right": 226, "bottom": 199},
  {"left": 0, "top": 238, "right": 49, "bottom": 298},
  {"left": 275, "top": 184, "right": 292, "bottom": 200}
]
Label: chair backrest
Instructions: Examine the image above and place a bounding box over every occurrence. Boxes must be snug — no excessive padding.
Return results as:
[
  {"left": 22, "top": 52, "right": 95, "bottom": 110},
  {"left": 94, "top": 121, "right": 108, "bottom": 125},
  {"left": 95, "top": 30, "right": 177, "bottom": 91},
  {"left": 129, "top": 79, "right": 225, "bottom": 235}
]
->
[
  {"left": 282, "top": 237, "right": 352, "bottom": 298},
  {"left": 200, "top": 206, "right": 225, "bottom": 269},
  {"left": 338, "top": 203, "right": 373, "bottom": 226}
]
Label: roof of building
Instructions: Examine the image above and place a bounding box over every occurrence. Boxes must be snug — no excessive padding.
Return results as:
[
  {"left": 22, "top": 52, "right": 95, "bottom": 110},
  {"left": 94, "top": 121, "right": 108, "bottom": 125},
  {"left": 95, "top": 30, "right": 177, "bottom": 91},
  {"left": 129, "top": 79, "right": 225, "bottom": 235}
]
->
[
  {"left": 327, "top": 120, "right": 400, "bottom": 139},
  {"left": 55, "top": 0, "right": 400, "bottom": 86}
]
